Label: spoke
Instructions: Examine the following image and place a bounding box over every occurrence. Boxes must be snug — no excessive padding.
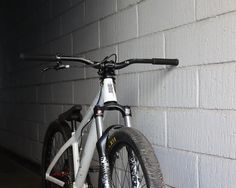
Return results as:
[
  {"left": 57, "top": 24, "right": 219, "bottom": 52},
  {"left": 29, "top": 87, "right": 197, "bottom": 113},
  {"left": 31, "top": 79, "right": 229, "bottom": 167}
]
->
[
  {"left": 120, "top": 155, "right": 131, "bottom": 188},
  {"left": 124, "top": 159, "right": 131, "bottom": 188},
  {"left": 141, "top": 184, "right": 147, "bottom": 188},
  {"left": 51, "top": 133, "right": 66, "bottom": 173},
  {"left": 110, "top": 146, "right": 148, "bottom": 188},
  {"left": 112, "top": 162, "right": 122, "bottom": 187},
  {"left": 120, "top": 153, "right": 129, "bottom": 187},
  {"left": 138, "top": 175, "right": 145, "bottom": 188}
]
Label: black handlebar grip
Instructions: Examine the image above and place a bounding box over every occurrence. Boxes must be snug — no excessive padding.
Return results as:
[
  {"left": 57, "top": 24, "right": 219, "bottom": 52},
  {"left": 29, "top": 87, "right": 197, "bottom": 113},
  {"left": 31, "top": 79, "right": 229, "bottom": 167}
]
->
[
  {"left": 152, "top": 58, "right": 179, "bottom": 66},
  {"left": 128, "top": 58, "right": 179, "bottom": 66},
  {"left": 19, "top": 53, "right": 60, "bottom": 62}
]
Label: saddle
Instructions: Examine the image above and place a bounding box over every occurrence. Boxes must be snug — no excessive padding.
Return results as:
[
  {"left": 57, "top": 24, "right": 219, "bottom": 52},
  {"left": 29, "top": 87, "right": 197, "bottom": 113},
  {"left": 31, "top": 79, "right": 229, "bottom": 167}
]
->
[{"left": 58, "top": 105, "right": 83, "bottom": 122}]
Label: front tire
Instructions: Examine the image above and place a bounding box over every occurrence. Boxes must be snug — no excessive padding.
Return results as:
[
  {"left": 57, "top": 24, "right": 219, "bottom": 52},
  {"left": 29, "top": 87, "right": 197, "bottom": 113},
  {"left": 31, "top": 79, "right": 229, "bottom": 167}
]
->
[{"left": 107, "top": 127, "right": 165, "bottom": 188}]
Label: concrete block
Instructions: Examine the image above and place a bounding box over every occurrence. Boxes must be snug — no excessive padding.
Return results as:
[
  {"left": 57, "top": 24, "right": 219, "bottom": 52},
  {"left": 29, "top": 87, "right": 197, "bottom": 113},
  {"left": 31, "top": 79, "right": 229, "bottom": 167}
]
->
[
  {"left": 16, "top": 86, "right": 37, "bottom": 103},
  {"left": 155, "top": 147, "right": 198, "bottom": 188},
  {"left": 50, "top": 34, "right": 73, "bottom": 55},
  {"left": 31, "top": 43, "right": 51, "bottom": 55},
  {"left": 4, "top": 104, "right": 15, "bottom": 120},
  {"left": 73, "top": 22, "right": 99, "bottom": 54},
  {"left": 85, "top": 45, "right": 117, "bottom": 62},
  {"left": 0, "top": 89, "right": 13, "bottom": 103},
  {"left": 44, "top": 104, "right": 63, "bottom": 123},
  {"left": 99, "top": 0, "right": 116, "bottom": 18},
  {"left": 38, "top": 84, "right": 52, "bottom": 103},
  {"left": 138, "top": 0, "right": 195, "bottom": 36},
  {"left": 85, "top": 0, "right": 116, "bottom": 23},
  {"left": 116, "top": 73, "right": 139, "bottom": 106},
  {"left": 38, "top": 123, "right": 47, "bottom": 143},
  {"left": 103, "top": 111, "right": 119, "bottom": 128},
  {"left": 8, "top": 119, "right": 24, "bottom": 135},
  {"left": 72, "top": 0, "right": 83, "bottom": 5},
  {"left": 85, "top": 0, "right": 101, "bottom": 23},
  {"left": 52, "top": 0, "right": 71, "bottom": 17},
  {"left": 100, "top": 6, "right": 137, "bottom": 47},
  {"left": 168, "top": 109, "right": 236, "bottom": 159},
  {"left": 15, "top": 104, "right": 44, "bottom": 123},
  {"left": 100, "top": 14, "right": 116, "bottom": 47},
  {"left": 52, "top": 82, "right": 74, "bottom": 104},
  {"left": 200, "top": 63, "right": 236, "bottom": 109},
  {"left": 0, "top": 131, "right": 11, "bottom": 148},
  {"left": 117, "top": 0, "right": 139, "bottom": 10},
  {"left": 61, "top": 2, "right": 84, "bottom": 35},
  {"left": 39, "top": 0, "right": 51, "bottom": 22},
  {"left": 139, "top": 68, "right": 198, "bottom": 107},
  {"left": 74, "top": 79, "right": 100, "bottom": 105},
  {"left": 131, "top": 107, "right": 166, "bottom": 146},
  {"left": 42, "top": 17, "right": 61, "bottom": 43},
  {"left": 199, "top": 155, "right": 236, "bottom": 188},
  {"left": 166, "top": 13, "right": 236, "bottom": 67},
  {"left": 30, "top": 104, "right": 45, "bottom": 123},
  {"left": 16, "top": 68, "right": 44, "bottom": 86},
  {"left": 30, "top": 141, "right": 43, "bottom": 163},
  {"left": 24, "top": 121, "right": 39, "bottom": 141},
  {"left": 114, "top": 6, "right": 138, "bottom": 43},
  {"left": 197, "top": 0, "right": 236, "bottom": 20},
  {"left": 118, "top": 33, "right": 165, "bottom": 74},
  {"left": 18, "top": 31, "right": 42, "bottom": 51},
  {"left": 15, "top": 138, "right": 30, "bottom": 159}
]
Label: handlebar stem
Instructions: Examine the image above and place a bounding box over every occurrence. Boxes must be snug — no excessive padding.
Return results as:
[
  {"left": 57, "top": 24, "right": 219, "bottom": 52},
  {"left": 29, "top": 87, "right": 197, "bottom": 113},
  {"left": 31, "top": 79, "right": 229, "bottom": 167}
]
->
[{"left": 97, "top": 61, "right": 116, "bottom": 80}]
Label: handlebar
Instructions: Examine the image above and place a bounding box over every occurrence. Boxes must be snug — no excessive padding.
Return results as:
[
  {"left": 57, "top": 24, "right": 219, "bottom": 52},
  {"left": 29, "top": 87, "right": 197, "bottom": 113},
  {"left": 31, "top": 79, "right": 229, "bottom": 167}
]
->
[
  {"left": 19, "top": 53, "right": 179, "bottom": 71},
  {"left": 20, "top": 54, "right": 60, "bottom": 62},
  {"left": 20, "top": 53, "right": 95, "bottom": 65}
]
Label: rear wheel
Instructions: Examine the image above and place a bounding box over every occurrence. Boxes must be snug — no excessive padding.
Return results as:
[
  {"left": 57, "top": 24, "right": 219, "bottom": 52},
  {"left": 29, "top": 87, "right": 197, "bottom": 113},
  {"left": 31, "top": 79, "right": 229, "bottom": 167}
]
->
[
  {"left": 42, "top": 120, "right": 74, "bottom": 188},
  {"left": 107, "top": 127, "right": 165, "bottom": 188}
]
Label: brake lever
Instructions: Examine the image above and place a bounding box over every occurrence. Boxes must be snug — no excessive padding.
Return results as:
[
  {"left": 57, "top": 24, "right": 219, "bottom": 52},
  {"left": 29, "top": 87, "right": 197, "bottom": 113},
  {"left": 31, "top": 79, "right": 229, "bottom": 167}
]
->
[
  {"left": 41, "top": 61, "right": 60, "bottom": 72},
  {"left": 41, "top": 66, "right": 52, "bottom": 72},
  {"left": 41, "top": 64, "right": 70, "bottom": 72},
  {"left": 55, "top": 64, "right": 70, "bottom": 70}
]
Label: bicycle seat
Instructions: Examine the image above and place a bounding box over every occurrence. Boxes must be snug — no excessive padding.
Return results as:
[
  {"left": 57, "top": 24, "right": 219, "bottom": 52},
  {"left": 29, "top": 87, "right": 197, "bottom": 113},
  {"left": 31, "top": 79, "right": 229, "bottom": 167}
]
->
[{"left": 58, "top": 105, "right": 83, "bottom": 122}]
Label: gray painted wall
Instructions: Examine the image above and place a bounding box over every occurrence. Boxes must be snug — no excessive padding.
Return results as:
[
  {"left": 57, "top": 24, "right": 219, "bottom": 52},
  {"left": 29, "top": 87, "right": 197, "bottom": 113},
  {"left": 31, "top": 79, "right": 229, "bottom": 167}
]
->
[{"left": 0, "top": 0, "right": 236, "bottom": 187}]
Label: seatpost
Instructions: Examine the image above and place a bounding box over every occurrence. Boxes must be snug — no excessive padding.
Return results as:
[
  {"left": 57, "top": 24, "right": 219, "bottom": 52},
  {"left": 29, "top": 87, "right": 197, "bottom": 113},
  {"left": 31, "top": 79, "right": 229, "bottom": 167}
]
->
[{"left": 71, "top": 120, "right": 76, "bottom": 132}]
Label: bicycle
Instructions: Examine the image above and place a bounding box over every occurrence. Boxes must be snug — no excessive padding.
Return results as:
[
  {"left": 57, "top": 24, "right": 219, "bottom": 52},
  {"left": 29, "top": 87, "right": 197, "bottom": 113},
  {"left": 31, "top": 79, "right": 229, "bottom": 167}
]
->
[{"left": 21, "top": 53, "right": 178, "bottom": 188}]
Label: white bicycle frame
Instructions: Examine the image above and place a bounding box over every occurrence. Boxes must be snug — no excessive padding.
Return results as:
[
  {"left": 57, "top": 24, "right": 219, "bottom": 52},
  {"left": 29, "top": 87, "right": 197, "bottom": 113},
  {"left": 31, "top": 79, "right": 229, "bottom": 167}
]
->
[{"left": 45, "top": 78, "right": 131, "bottom": 188}]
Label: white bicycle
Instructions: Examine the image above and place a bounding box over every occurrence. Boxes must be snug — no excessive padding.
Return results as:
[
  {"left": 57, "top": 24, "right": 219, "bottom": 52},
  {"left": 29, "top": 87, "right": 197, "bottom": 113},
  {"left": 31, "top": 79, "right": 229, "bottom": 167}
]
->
[{"left": 21, "top": 54, "right": 178, "bottom": 188}]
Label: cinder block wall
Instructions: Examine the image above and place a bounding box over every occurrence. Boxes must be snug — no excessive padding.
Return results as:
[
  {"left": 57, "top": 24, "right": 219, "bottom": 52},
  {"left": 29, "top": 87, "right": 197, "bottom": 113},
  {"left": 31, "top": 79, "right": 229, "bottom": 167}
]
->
[{"left": 1, "top": 0, "right": 236, "bottom": 187}]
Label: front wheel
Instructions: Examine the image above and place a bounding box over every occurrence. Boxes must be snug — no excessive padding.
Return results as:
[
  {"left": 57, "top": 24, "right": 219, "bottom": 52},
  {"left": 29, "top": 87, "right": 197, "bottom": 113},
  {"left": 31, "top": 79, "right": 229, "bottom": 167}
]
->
[{"left": 107, "top": 127, "right": 165, "bottom": 188}]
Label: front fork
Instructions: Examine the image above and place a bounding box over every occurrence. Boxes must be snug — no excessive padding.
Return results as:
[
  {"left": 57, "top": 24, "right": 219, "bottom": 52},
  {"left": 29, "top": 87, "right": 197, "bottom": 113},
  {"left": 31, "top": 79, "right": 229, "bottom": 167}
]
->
[
  {"left": 127, "top": 149, "right": 141, "bottom": 188},
  {"left": 94, "top": 103, "right": 132, "bottom": 188}
]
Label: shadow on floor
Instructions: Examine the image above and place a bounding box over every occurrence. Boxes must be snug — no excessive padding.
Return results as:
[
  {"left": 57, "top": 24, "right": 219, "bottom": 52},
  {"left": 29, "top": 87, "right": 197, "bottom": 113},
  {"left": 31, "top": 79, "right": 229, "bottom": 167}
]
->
[{"left": 0, "top": 149, "right": 41, "bottom": 188}]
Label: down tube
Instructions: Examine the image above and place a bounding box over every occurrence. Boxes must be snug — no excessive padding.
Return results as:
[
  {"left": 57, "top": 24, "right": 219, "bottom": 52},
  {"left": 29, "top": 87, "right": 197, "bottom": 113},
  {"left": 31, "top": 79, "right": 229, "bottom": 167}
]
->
[
  {"left": 74, "top": 120, "right": 97, "bottom": 187},
  {"left": 74, "top": 90, "right": 102, "bottom": 187},
  {"left": 45, "top": 91, "right": 101, "bottom": 187}
]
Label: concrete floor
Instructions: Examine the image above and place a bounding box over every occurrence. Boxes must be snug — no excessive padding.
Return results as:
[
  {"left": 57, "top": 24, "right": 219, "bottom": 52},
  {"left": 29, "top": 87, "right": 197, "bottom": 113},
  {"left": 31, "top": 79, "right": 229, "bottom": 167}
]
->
[{"left": 0, "top": 149, "right": 41, "bottom": 188}]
